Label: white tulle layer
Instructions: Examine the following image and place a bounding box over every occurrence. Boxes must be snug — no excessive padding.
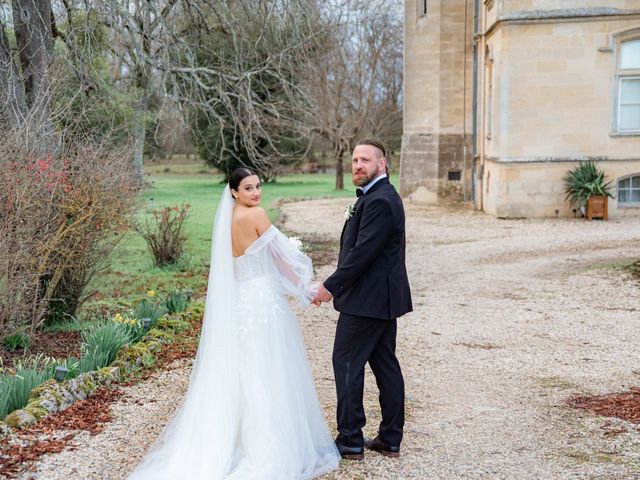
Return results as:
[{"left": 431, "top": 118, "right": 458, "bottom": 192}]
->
[{"left": 227, "top": 273, "right": 340, "bottom": 479}]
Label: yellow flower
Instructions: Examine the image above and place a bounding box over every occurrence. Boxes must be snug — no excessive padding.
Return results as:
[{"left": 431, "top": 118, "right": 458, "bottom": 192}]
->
[
  {"left": 113, "top": 313, "right": 124, "bottom": 322},
  {"left": 147, "top": 290, "right": 156, "bottom": 298}
]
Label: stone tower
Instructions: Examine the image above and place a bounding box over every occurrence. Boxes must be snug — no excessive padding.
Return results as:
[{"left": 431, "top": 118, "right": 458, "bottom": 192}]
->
[{"left": 400, "top": 0, "right": 475, "bottom": 203}]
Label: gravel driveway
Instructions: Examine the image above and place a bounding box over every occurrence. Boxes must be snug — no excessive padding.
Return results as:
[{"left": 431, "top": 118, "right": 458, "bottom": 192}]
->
[{"left": 20, "top": 199, "right": 640, "bottom": 480}]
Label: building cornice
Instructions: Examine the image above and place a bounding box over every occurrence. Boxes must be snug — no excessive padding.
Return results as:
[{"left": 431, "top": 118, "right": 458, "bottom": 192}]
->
[
  {"left": 486, "top": 156, "right": 640, "bottom": 164},
  {"left": 484, "top": 8, "right": 640, "bottom": 37}
]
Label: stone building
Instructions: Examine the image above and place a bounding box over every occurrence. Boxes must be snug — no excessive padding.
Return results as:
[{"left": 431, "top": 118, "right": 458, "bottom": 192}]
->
[{"left": 401, "top": 1, "right": 640, "bottom": 217}]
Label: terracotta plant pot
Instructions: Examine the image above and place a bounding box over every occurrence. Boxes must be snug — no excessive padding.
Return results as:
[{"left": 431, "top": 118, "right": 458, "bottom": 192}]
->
[{"left": 586, "top": 195, "right": 608, "bottom": 220}]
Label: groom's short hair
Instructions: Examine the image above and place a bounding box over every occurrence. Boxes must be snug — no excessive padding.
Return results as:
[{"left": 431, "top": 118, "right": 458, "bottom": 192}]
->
[{"left": 356, "top": 138, "right": 386, "bottom": 159}]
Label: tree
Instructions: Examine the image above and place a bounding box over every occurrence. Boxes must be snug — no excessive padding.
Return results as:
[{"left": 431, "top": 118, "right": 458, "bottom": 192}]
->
[
  {"left": 293, "top": 0, "right": 403, "bottom": 189},
  {"left": 183, "top": 0, "right": 323, "bottom": 181},
  {"left": 167, "top": 0, "right": 327, "bottom": 181}
]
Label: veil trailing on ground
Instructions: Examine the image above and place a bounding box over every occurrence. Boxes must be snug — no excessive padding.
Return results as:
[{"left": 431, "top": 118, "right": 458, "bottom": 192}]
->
[{"left": 129, "top": 185, "right": 240, "bottom": 479}]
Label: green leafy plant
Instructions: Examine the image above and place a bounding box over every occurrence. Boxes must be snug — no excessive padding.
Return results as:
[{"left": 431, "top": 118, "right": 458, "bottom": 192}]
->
[
  {"left": 0, "top": 355, "right": 55, "bottom": 418},
  {"left": 3, "top": 331, "right": 30, "bottom": 351},
  {"left": 55, "top": 357, "right": 81, "bottom": 380},
  {"left": 119, "top": 319, "right": 146, "bottom": 344},
  {"left": 164, "top": 291, "right": 189, "bottom": 314},
  {"left": 43, "top": 316, "right": 96, "bottom": 333},
  {"left": 79, "top": 322, "right": 131, "bottom": 373},
  {"left": 563, "top": 161, "right": 614, "bottom": 208},
  {"left": 134, "top": 299, "right": 166, "bottom": 327}
]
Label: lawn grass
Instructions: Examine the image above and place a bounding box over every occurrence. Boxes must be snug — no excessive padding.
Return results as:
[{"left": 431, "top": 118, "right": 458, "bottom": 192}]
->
[{"left": 82, "top": 169, "right": 400, "bottom": 317}]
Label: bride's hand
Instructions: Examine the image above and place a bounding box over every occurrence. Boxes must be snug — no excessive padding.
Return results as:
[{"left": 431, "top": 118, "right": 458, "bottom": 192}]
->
[{"left": 314, "top": 283, "right": 333, "bottom": 305}]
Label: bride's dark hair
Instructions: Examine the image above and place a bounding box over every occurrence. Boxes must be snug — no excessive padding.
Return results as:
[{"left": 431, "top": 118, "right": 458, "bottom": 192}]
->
[{"left": 229, "top": 167, "right": 257, "bottom": 195}]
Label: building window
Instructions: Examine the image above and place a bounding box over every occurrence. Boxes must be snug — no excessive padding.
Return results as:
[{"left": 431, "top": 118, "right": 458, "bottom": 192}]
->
[
  {"left": 616, "top": 38, "right": 640, "bottom": 133},
  {"left": 419, "top": 0, "right": 427, "bottom": 17},
  {"left": 618, "top": 175, "right": 640, "bottom": 205},
  {"left": 485, "top": 46, "right": 494, "bottom": 140}
]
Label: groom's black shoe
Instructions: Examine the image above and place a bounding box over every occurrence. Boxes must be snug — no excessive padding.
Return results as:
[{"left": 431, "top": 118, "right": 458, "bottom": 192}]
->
[
  {"left": 364, "top": 436, "right": 400, "bottom": 458},
  {"left": 335, "top": 441, "right": 364, "bottom": 461}
]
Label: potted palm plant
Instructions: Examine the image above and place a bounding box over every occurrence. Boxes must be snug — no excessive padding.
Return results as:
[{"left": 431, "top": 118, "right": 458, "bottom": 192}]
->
[{"left": 563, "top": 161, "right": 614, "bottom": 220}]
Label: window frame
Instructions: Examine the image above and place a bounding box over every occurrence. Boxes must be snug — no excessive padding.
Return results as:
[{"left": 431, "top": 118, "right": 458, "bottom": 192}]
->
[
  {"left": 418, "top": 0, "right": 427, "bottom": 18},
  {"left": 613, "top": 33, "right": 640, "bottom": 136},
  {"left": 617, "top": 174, "right": 640, "bottom": 207},
  {"left": 485, "top": 45, "right": 494, "bottom": 141}
]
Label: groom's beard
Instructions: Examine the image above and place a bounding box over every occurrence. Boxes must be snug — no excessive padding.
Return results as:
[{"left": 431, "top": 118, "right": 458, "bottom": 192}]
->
[{"left": 352, "top": 170, "right": 378, "bottom": 187}]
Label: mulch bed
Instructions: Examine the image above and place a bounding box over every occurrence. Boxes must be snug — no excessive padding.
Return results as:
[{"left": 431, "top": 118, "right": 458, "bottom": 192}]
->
[
  {"left": 0, "top": 387, "right": 123, "bottom": 478},
  {"left": 0, "top": 313, "right": 202, "bottom": 479},
  {"left": 1, "top": 331, "right": 82, "bottom": 370},
  {"left": 568, "top": 387, "right": 640, "bottom": 424}
]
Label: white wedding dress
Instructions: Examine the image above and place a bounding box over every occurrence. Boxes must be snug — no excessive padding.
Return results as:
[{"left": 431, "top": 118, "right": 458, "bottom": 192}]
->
[{"left": 128, "top": 186, "right": 340, "bottom": 480}]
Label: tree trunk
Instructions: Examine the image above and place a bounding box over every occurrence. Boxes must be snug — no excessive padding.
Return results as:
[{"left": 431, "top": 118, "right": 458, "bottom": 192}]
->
[
  {"left": 133, "top": 104, "right": 146, "bottom": 183},
  {"left": 0, "top": 20, "right": 27, "bottom": 126},
  {"left": 132, "top": 67, "right": 149, "bottom": 182},
  {"left": 335, "top": 147, "right": 344, "bottom": 190},
  {"left": 12, "top": 0, "right": 54, "bottom": 129}
]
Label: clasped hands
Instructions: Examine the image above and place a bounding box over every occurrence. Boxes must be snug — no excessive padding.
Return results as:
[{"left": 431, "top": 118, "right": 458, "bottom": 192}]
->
[{"left": 311, "top": 283, "right": 332, "bottom": 307}]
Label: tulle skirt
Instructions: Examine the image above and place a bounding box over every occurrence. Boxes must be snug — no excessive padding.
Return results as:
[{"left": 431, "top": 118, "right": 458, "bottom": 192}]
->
[{"left": 128, "top": 274, "right": 340, "bottom": 480}]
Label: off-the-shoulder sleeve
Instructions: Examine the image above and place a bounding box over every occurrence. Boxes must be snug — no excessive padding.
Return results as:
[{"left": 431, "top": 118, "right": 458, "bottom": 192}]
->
[{"left": 246, "top": 225, "right": 315, "bottom": 305}]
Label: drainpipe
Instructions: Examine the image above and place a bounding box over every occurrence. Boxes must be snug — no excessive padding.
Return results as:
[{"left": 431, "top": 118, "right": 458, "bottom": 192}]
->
[{"left": 471, "top": 0, "right": 481, "bottom": 210}]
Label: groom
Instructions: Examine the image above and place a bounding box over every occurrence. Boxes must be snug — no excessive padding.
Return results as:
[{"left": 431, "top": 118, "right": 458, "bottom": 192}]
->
[{"left": 314, "top": 138, "right": 412, "bottom": 460}]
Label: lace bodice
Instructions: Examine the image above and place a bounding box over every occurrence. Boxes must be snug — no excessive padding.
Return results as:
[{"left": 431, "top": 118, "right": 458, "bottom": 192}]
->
[{"left": 233, "top": 250, "right": 270, "bottom": 283}]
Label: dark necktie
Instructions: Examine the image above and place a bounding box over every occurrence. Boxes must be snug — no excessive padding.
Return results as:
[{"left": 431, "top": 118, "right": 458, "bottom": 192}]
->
[{"left": 356, "top": 188, "right": 364, "bottom": 197}]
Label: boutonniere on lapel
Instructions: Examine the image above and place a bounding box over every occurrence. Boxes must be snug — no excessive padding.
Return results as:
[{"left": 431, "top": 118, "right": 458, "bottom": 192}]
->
[{"left": 344, "top": 203, "right": 356, "bottom": 221}]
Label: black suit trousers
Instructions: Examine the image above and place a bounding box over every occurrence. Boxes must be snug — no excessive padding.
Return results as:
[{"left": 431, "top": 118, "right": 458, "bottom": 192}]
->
[{"left": 332, "top": 313, "right": 404, "bottom": 448}]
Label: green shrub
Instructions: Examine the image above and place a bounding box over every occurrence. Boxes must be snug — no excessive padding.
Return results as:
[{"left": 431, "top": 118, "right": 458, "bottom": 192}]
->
[
  {"left": 0, "top": 356, "right": 55, "bottom": 418},
  {"left": 79, "top": 322, "right": 131, "bottom": 373},
  {"left": 164, "top": 291, "right": 188, "bottom": 314},
  {"left": 3, "top": 331, "right": 30, "bottom": 351}
]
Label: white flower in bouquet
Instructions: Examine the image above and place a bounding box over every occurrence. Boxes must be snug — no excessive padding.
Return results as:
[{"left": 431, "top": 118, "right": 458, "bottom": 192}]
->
[{"left": 288, "top": 236, "right": 304, "bottom": 252}]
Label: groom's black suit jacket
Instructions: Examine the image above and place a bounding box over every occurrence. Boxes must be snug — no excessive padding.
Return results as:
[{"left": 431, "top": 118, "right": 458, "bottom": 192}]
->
[{"left": 324, "top": 177, "right": 412, "bottom": 320}]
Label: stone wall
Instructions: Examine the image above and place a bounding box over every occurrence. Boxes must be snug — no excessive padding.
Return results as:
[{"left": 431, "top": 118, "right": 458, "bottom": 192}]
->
[
  {"left": 495, "top": 0, "right": 640, "bottom": 19},
  {"left": 483, "top": 159, "right": 640, "bottom": 218},
  {"left": 400, "top": 132, "right": 472, "bottom": 202},
  {"left": 401, "top": 0, "right": 474, "bottom": 203},
  {"left": 481, "top": 18, "right": 640, "bottom": 161}
]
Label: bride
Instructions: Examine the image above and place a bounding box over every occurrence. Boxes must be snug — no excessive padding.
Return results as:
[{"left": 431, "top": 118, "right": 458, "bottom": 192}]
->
[{"left": 128, "top": 168, "right": 341, "bottom": 479}]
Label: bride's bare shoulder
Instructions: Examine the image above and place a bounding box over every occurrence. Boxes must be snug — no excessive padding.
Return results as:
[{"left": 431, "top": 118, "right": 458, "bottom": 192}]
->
[{"left": 236, "top": 206, "right": 271, "bottom": 234}]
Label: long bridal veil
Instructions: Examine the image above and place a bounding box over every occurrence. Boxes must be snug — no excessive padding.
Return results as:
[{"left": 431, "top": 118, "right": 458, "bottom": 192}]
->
[
  {"left": 129, "top": 185, "right": 340, "bottom": 480},
  {"left": 129, "top": 186, "right": 240, "bottom": 478}
]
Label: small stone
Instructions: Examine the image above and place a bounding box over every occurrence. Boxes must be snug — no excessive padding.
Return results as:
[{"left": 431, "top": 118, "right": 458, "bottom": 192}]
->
[
  {"left": 5, "top": 409, "right": 37, "bottom": 428},
  {"left": 0, "top": 421, "right": 13, "bottom": 439}
]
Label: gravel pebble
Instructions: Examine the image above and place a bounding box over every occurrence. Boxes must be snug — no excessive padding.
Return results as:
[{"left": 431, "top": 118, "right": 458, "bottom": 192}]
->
[{"left": 18, "top": 200, "right": 640, "bottom": 479}]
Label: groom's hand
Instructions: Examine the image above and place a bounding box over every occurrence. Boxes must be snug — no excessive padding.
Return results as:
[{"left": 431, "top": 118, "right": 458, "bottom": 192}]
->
[{"left": 313, "top": 283, "right": 333, "bottom": 305}]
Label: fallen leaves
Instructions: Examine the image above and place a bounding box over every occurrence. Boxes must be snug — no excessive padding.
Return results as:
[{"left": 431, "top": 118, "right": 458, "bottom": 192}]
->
[
  {"left": 0, "top": 388, "right": 122, "bottom": 478},
  {"left": 0, "top": 310, "right": 201, "bottom": 478},
  {"left": 568, "top": 387, "right": 640, "bottom": 424}
]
